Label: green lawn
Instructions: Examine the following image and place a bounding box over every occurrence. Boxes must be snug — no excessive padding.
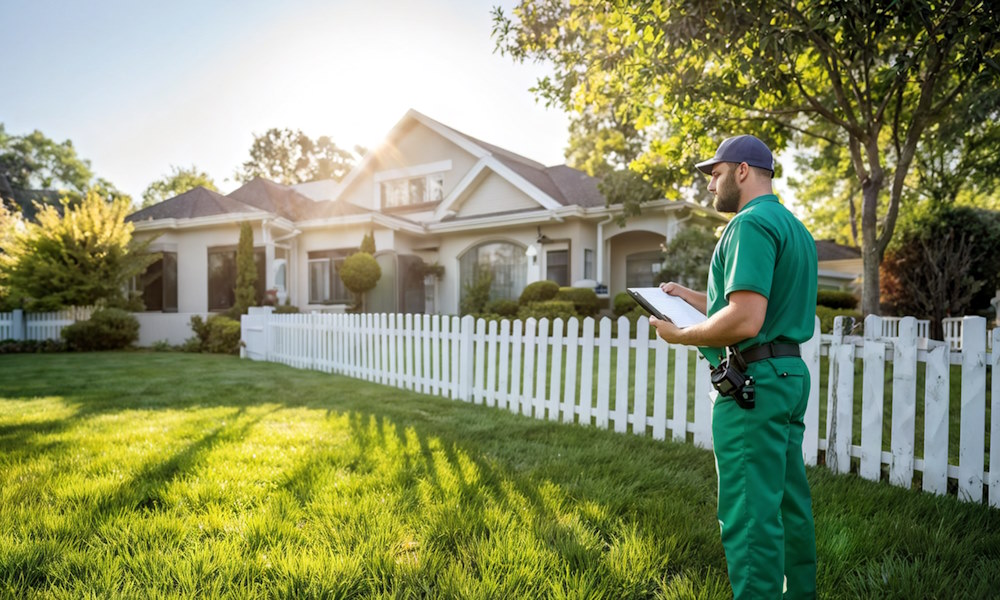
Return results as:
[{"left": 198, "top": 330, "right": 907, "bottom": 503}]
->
[{"left": 1, "top": 352, "right": 997, "bottom": 599}]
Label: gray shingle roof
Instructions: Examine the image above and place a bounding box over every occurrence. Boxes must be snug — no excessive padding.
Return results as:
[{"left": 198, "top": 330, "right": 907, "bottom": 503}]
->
[
  {"left": 815, "top": 239, "right": 862, "bottom": 261},
  {"left": 424, "top": 114, "right": 606, "bottom": 208},
  {"left": 127, "top": 186, "right": 259, "bottom": 222},
  {"left": 227, "top": 178, "right": 317, "bottom": 221}
]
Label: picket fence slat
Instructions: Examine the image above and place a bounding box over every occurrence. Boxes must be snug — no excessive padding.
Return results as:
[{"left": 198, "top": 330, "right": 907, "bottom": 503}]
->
[
  {"left": 990, "top": 328, "right": 1000, "bottom": 508},
  {"left": 633, "top": 322, "right": 649, "bottom": 436},
  {"left": 578, "top": 318, "right": 595, "bottom": 426},
  {"left": 923, "top": 344, "right": 950, "bottom": 495},
  {"left": 548, "top": 318, "right": 564, "bottom": 422},
  {"left": 652, "top": 339, "right": 669, "bottom": 441},
  {"left": 613, "top": 317, "right": 629, "bottom": 434},
  {"left": 595, "top": 318, "right": 611, "bottom": 430},
  {"left": 860, "top": 317, "right": 885, "bottom": 481},
  {"left": 672, "top": 347, "right": 688, "bottom": 443},
  {"left": 562, "top": 318, "right": 579, "bottom": 424},
  {"left": 890, "top": 318, "right": 918, "bottom": 487},
  {"left": 535, "top": 318, "right": 549, "bottom": 420},
  {"left": 959, "top": 317, "right": 986, "bottom": 503}
]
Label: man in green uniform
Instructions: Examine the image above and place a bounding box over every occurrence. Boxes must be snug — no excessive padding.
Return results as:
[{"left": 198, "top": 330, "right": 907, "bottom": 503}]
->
[{"left": 649, "top": 135, "right": 818, "bottom": 599}]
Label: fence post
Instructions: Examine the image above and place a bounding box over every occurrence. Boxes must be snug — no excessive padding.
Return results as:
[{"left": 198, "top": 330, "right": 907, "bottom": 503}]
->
[
  {"left": 12, "top": 309, "right": 25, "bottom": 341},
  {"left": 828, "top": 315, "right": 855, "bottom": 475},
  {"left": 801, "top": 316, "right": 821, "bottom": 466},
  {"left": 990, "top": 327, "right": 1000, "bottom": 509},
  {"left": 860, "top": 314, "right": 885, "bottom": 482},
  {"left": 923, "top": 340, "right": 950, "bottom": 496},
  {"left": 458, "top": 315, "right": 474, "bottom": 402},
  {"left": 959, "top": 316, "right": 987, "bottom": 503},
  {"left": 890, "top": 317, "right": 917, "bottom": 487}
]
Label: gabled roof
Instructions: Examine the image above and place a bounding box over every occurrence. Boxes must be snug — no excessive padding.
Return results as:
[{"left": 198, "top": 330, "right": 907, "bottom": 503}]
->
[
  {"left": 326, "top": 109, "right": 605, "bottom": 213},
  {"left": 227, "top": 178, "right": 317, "bottom": 221},
  {"left": 303, "top": 198, "right": 373, "bottom": 220},
  {"left": 418, "top": 111, "right": 605, "bottom": 208},
  {"left": 127, "top": 186, "right": 260, "bottom": 222},
  {"left": 815, "top": 239, "right": 862, "bottom": 261}
]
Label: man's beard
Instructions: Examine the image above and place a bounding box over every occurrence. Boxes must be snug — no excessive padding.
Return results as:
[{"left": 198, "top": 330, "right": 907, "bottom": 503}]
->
[{"left": 713, "top": 169, "right": 740, "bottom": 213}]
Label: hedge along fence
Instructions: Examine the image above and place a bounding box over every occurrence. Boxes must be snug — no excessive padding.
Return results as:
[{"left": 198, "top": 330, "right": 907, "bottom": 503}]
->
[{"left": 241, "top": 310, "right": 999, "bottom": 507}]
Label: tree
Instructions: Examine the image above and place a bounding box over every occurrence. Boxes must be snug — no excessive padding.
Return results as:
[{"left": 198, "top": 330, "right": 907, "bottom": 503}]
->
[
  {"left": 233, "top": 222, "right": 257, "bottom": 316},
  {"left": 494, "top": 1, "right": 1000, "bottom": 316},
  {"left": 881, "top": 205, "right": 1000, "bottom": 339},
  {"left": 658, "top": 226, "right": 719, "bottom": 292},
  {"left": 0, "top": 189, "right": 155, "bottom": 311},
  {"left": 360, "top": 230, "right": 375, "bottom": 254},
  {"left": 338, "top": 252, "right": 381, "bottom": 312},
  {"left": 235, "top": 128, "right": 357, "bottom": 185},
  {"left": 142, "top": 165, "right": 218, "bottom": 208}
]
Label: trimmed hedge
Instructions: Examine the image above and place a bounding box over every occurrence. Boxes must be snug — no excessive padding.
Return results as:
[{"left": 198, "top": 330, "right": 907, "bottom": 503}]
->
[
  {"left": 817, "top": 290, "right": 859, "bottom": 309},
  {"left": 188, "top": 315, "right": 242, "bottom": 355},
  {"left": 519, "top": 280, "right": 560, "bottom": 304},
  {"left": 555, "top": 287, "right": 600, "bottom": 317},
  {"left": 0, "top": 339, "right": 67, "bottom": 354},
  {"left": 517, "top": 300, "right": 577, "bottom": 322},
  {"left": 61, "top": 308, "right": 139, "bottom": 351},
  {"left": 613, "top": 292, "right": 638, "bottom": 317},
  {"left": 484, "top": 299, "right": 519, "bottom": 317}
]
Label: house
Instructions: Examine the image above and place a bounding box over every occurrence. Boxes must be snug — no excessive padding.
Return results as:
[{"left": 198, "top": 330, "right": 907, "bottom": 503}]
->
[
  {"left": 126, "top": 109, "right": 727, "bottom": 342},
  {"left": 815, "top": 239, "right": 863, "bottom": 292}
]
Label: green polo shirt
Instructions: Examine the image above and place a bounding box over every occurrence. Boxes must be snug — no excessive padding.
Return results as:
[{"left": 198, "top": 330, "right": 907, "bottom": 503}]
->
[{"left": 700, "top": 194, "right": 818, "bottom": 366}]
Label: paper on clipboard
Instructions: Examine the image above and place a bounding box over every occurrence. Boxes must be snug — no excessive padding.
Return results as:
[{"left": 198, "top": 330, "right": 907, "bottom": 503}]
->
[{"left": 626, "top": 287, "right": 707, "bottom": 328}]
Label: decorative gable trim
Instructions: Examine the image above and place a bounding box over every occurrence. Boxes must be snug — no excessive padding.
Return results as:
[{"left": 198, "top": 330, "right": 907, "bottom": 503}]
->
[
  {"left": 373, "top": 159, "right": 453, "bottom": 183},
  {"left": 431, "top": 156, "right": 561, "bottom": 221}
]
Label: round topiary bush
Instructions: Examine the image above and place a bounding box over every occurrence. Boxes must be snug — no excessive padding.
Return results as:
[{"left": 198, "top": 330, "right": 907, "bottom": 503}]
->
[
  {"left": 61, "top": 308, "right": 140, "bottom": 351},
  {"left": 519, "top": 280, "right": 560, "bottom": 304},
  {"left": 339, "top": 252, "right": 382, "bottom": 311},
  {"left": 613, "top": 292, "right": 638, "bottom": 316}
]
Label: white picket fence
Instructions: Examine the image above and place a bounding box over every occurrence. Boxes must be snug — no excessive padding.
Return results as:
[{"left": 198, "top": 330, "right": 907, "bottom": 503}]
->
[
  {"left": 0, "top": 307, "right": 94, "bottom": 341},
  {"left": 241, "top": 310, "right": 999, "bottom": 507}
]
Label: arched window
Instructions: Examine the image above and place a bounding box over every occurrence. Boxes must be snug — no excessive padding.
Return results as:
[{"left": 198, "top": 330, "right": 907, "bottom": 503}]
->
[{"left": 459, "top": 241, "right": 527, "bottom": 304}]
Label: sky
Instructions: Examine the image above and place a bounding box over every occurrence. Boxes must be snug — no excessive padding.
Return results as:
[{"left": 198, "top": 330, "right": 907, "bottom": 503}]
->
[{"left": 1, "top": 0, "right": 571, "bottom": 201}]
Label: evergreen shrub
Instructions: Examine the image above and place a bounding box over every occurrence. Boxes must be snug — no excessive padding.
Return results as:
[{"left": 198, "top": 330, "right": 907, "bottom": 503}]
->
[
  {"left": 517, "top": 300, "right": 576, "bottom": 322},
  {"left": 61, "top": 308, "right": 139, "bottom": 351},
  {"left": 484, "top": 299, "right": 519, "bottom": 317},
  {"left": 188, "top": 315, "right": 242, "bottom": 355},
  {"left": 817, "top": 290, "right": 859, "bottom": 309},
  {"left": 555, "top": 287, "right": 600, "bottom": 317},
  {"left": 613, "top": 292, "right": 638, "bottom": 316},
  {"left": 518, "top": 280, "right": 560, "bottom": 304}
]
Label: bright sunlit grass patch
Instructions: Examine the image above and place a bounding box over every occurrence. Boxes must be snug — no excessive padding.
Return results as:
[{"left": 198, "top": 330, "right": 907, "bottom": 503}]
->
[{"left": 0, "top": 352, "right": 997, "bottom": 599}]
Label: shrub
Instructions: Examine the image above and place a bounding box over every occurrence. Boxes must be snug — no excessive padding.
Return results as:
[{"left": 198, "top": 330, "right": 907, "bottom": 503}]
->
[
  {"left": 613, "top": 292, "right": 638, "bottom": 316},
  {"left": 460, "top": 267, "right": 494, "bottom": 315},
  {"left": 274, "top": 304, "right": 300, "bottom": 314},
  {"left": 817, "top": 290, "right": 859, "bottom": 309},
  {"left": 188, "top": 315, "right": 242, "bottom": 355},
  {"left": 339, "top": 252, "right": 381, "bottom": 311},
  {"left": 517, "top": 300, "right": 576, "bottom": 322},
  {"left": 555, "top": 287, "right": 600, "bottom": 317},
  {"left": 484, "top": 298, "right": 519, "bottom": 317},
  {"left": 816, "top": 306, "right": 862, "bottom": 334},
  {"left": 0, "top": 339, "right": 67, "bottom": 354},
  {"left": 519, "top": 280, "right": 560, "bottom": 304},
  {"left": 61, "top": 308, "right": 140, "bottom": 351}
]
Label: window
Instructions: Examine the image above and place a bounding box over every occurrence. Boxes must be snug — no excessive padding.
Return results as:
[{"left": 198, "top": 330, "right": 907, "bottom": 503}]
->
[
  {"left": 584, "top": 249, "right": 594, "bottom": 280},
  {"left": 207, "top": 247, "right": 265, "bottom": 311},
  {"left": 459, "top": 241, "right": 527, "bottom": 304},
  {"left": 138, "top": 252, "right": 177, "bottom": 312},
  {"left": 307, "top": 250, "right": 352, "bottom": 304},
  {"left": 625, "top": 251, "right": 664, "bottom": 288},
  {"left": 546, "top": 249, "right": 569, "bottom": 286},
  {"left": 380, "top": 173, "right": 444, "bottom": 208}
]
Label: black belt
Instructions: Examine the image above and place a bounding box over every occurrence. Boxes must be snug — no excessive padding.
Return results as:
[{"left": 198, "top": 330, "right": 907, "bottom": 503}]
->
[{"left": 739, "top": 342, "right": 800, "bottom": 364}]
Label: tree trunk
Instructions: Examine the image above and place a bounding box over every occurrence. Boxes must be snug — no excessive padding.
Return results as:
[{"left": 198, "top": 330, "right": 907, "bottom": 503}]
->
[{"left": 860, "top": 178, "right": 881, "bottom": 317}]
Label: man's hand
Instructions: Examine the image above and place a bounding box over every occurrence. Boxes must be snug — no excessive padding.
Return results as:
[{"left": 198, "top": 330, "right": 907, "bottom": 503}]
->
[
  {"left": 659, "top": 281, "right": 708, "bottom": 315},
  {"left": 649, "top": 315, "right": 685, "bottom": 344}
]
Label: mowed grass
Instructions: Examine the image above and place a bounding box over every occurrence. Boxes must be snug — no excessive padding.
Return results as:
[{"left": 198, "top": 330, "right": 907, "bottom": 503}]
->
[{"left": 0, "top": 353, "right": 997, "bottom": 599}]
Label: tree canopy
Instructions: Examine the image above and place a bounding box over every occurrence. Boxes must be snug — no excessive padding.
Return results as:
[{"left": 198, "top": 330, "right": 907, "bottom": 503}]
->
[
  {"left": 0, "top": 189, "right": 155, "bottom": 311},
  {"left": 494, "top": 0, "right": 1000, "bottom": 316},
  {"left": 141, "top": 165, "right": 218, "bottom": 208},
  {"left": 235, "top": 128, "right": 358, "bottom": 185}
]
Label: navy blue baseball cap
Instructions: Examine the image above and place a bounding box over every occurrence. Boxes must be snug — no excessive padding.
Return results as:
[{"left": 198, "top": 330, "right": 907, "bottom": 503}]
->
[{"left": 695, "top": 135, "right": 774, "bottom": 177}]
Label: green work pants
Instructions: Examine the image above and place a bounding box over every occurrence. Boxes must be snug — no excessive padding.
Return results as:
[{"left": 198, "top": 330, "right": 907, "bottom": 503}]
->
[{"left": 712, "top": 356, "right": 817, "bottom": 599}]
